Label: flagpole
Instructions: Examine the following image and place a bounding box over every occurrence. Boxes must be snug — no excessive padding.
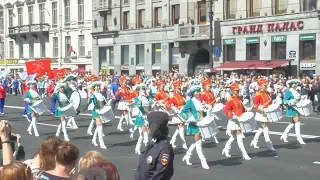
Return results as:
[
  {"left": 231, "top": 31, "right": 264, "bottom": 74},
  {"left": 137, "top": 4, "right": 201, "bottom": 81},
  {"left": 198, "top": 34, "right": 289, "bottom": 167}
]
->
[
  {"left": 58, "top": 0, "right": 62, "bottom": 68},
  {"left": 4, "top": 0, "right": 7, "bottom": 67}
]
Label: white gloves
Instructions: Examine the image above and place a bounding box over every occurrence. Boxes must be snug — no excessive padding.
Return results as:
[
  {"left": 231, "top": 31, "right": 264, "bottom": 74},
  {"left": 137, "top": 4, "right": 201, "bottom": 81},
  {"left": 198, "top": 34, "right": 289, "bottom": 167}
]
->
[
  {"left": 288, "top": 99, "right": 296, "bottom": 106},
  {"left": 232, "top": 115, "right": 238, "bottom": 119},
  {"left": 171, "top": 106, "right": 178, "bottom": 113},
  {"left": 258, "top": 105, "right": 264, "bottom": 110}
]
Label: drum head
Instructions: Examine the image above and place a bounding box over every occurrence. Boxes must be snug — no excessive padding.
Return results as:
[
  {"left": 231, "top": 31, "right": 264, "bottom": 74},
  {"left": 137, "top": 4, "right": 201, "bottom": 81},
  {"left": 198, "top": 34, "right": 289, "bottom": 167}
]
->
[
  {"left": 212, "top": 103, "right": 223, "bottom": 113},
  {"left": 33, "top": 100, "right": 43, "bottom": 106},
  {"left": 70, "top": 92, "right": 81, "bottom": 110},
  {"left": 265, "top": 104, "right": 280, "bottom": 112},
  {"left": 239, "top": 112, "right": 254, "bottom": 122},
  {"left": 243, "top": 99, "right": 249, "bottom": 105},
  {"left": 197, "top": 116, "right": 214, "bottom": 127}
]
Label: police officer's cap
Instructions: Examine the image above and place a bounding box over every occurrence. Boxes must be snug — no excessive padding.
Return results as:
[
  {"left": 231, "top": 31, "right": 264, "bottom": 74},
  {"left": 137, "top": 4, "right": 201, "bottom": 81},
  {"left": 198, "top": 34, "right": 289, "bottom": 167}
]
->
[{"left": 147, "top": 112, "right": 169, "bottom": 126}]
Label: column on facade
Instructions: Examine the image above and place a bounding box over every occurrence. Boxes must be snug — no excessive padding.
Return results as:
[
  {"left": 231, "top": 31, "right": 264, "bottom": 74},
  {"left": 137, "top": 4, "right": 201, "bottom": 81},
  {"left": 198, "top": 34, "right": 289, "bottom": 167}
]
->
[
  {"left": 129, "top": 0, "right": 137, "bottom": 29},
  {"left": 129, "top": 44, "right": 136, "bottom": 75},
  {"left": 160, "top": 42, "right": 170, "bottom": 74},
  {"left": 114, "top": 45, "right": 122, "bottom": 74},
  {"left": 145, "top": 0, "right": 152, "bottom": 28},
  {"left": 144, "top": 43, "right": 152, "bottom": 75}
]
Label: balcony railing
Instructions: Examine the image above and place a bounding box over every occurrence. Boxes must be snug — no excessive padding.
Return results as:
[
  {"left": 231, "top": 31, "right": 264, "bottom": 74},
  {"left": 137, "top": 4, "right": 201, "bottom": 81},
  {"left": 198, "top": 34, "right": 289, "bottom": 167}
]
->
[
  {"left": 8, "top": 24, "right": 50, "bottom": 39},
  {"left": 178, "top": 24, "right": 210, "bottom": 39},
  {"left": 97, "top": 0, "right": 111, "bottom": 12}
]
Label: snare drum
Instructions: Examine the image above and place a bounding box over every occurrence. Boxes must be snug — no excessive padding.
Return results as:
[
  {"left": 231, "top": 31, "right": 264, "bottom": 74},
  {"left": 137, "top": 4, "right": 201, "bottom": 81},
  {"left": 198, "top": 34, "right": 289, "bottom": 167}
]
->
[
  {"left": 211, "top": 103, "right": 228, "bottom": 121},
  {"left": 98, "top": 106, "right": 115, "bottom": 122},
  {"left": 31, "top": 100, "right": 47, "bottom": 115},
  {"left": 117, "top": 101, "right": 127, "bottom": 111},
  {"left": 238, "top": 112, "right": 256, "bottom": 133},
  {"left": 60, "top": 103, "right": 76, "bottom": 117},
  {"left": 265, "top": 104, "right": 283, "bottom": 122},
  {"left": 294, "top": 99, "right": 312, "bottom": 116},
  {"left": 197, "top": 116, "right": 219, "bottom": 139}
]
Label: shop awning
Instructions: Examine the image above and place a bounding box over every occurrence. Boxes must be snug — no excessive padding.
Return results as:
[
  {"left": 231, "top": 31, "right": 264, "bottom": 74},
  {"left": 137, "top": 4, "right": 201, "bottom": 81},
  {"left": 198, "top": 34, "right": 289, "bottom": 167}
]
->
[{"left": 216, "top": 60, "right": 291, "bottom": 71}]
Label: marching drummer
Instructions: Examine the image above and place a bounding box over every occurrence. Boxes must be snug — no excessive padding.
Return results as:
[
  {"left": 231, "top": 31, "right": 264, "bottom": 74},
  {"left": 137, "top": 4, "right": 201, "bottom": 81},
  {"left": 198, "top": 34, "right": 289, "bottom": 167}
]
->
[
  {"left": 127, "top": 77, "right": 141, "bottom": 135},
  {"left": 281, "top": 80, "right": 306, "bottom": 145},
  {"left": 52, "top": 83, "right": 70, "bottom": 141},
  {"left": 64, "top": 74, "right": 79, "bottom": 129},
  {"left": 166, "top": 80, "right": 188, "bottom": 150},
  {"left": 155, "top": 80, "right": 169, "bottom": 110},
  {"left": 132, "top": 84, "right": 149, "bottom": 155},
  {"left": 199, "top": 79, "right": 219, "bottom": 144},
  {"left": 251, "top": 78, "right": 275, "bottom": 151},
  {"left": 222, "top": 82, "right": 251, "bottom": 160},
  {"left": 114, "top": 75, "right": 131, "bottom": 131},
  {"left": 87, "top": 81, "right": 107, "bottom": 149},
  {"left": 24, "top": 80, "right": 40, "bottom": 137},
  {"left": 181, "top": 85, "right": 209, "bottom": 169}
]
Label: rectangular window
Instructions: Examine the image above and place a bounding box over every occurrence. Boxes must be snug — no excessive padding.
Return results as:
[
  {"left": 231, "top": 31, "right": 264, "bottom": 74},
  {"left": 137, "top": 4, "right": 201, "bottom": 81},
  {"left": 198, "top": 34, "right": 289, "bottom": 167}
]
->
[
  {"left": 226, "top": 0, "right": 237, "bottom": 19},
  {"left": 273, "top": 0, "right": 288, "bottom": 15},
  {"left": 8, "top": 10, "right": 13, "bottom": 27},
  {"left": 65, "top": 36, "right": 71, "bottom": 57},
  {"left": 19, "top": 41, "right": 23, "bottom": 59},
  {"left": 301, "top": 0, "right": 317, "bottom": 11},
  {"left": 152, "top": 43, "right": 161, "bottom": 64},
  {"left": 41, "top": 39, "right": 46, "bottom": 57},
  {"left": 198, "top": 2, "right": 207, "bottom": 24},
  {"left": 53, "top": 37, "right": 58, "bottom": 57},
  {"left": 0, "top": 11, "right": 4, "bottom": 33},
  {"left": 9, "top": 41, "right": 14, "bottom": 58},
  {"left": 136, "top": 45, "right": 145, "bottom": 65},
  {"left": 103, "top": 14, "right": 108, "bottom": 32},
  {"left": 39, "top": 4, "right": 45, "bottom": 24},
  {"left": 123, "top": 11, "right": 130, "bottom": 30},
  {"left": 172, "top": 5, "right": 180, "bottom": 25},
  {"left": 65, "top": 0, "right": 71, "bottom": 24},
  {"left": 123, "top": 0, "right": 129, "bottom": 4},
  {"left": 246, "top": 44, "right": 260, "bottom": 60},
  {"left": 108, "top": 47, "right": 114, "bottom": 65},
  {"left": 223, "top": 45, "right": 236, "bottom": 62},
  {"left": 52, "top": 2, "right": 58, "bottom": 25},
  {"left": 18, "top": 8, "right": 23, "bottom": 26},
  {"left": 78, "top": 0, "right": 84, "bottom": 22},
  {"left": 121, "top": 45, "right": 129, "bottom": 64},
  {"left": 271, "top": 36, "right": 286, "bottom": 59},
  {"left": 0, "top": 42, "right": 4, "bottom": 59},
  {"left": 247, "top": 0, "right": 261, "bottom": 17},
  {"left": 138, "top": 9, "right": 145, "bottom": 28},
  {"left": 300, "top": 40, "right": 316, "bottom": 60},
  {"left": 78, "top": 35, "right": 85, "bottom": 56},
  {"left": 28, "top": 6, "right": 34, "bottom": 24},
  {"left": 155, "top": 7, "right": 162, "bottom": 27},
  {"left": 29, "top": 40, "right": 34, "bottom": 58}
]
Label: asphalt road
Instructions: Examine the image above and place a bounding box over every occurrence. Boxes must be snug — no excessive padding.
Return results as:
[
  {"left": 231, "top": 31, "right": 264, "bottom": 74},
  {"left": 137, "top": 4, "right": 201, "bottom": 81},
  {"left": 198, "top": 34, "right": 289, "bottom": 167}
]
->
[{"left": 2, "top": 95, "right": 320, "bottom": 180}]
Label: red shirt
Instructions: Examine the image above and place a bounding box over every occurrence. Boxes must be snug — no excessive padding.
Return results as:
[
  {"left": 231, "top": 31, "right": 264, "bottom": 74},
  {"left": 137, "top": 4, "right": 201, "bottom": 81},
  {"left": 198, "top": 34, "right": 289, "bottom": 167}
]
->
[
  {"left": 166, "top": 93, "right": 185, "bottom": 110},
  {"left": 0, "top": 85, "right": 6, "bottom": 98},
  {"left": 224, "top": 95, "right": 246, "bottom": 118},
  {"left": 47, "top": 84, "right": 55, "bottom": 98},
  {"left": 253, "top": 90, "right": 272, "bottom": 109},
  {"left": 199, "top": 91, "right": 216, "bottom": 106}
]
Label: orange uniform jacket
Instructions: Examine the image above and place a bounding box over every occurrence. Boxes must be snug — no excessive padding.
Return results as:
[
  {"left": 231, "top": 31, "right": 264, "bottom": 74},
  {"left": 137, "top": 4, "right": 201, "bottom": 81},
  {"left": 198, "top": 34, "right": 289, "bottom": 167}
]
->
[
  {"left": 155, "top": 90, "right": 169, "bottom": 103},
  {"left": 129, "top": 90, "right": 139, "bottom": 103},
  {"left": 115, "top": 86, "right": 131, "bottom": 101},
  {"left": 166, "top": 93, "right": 185, "bottom": 109},
  {"left": 253, "top": 90, "right": 272, "bottom": 109},
  {"left": 199, "top": 91, "right": 216, "bottom": 106},
  {"left": 224, "top": 95, "right": 246, "bottom": 118}
]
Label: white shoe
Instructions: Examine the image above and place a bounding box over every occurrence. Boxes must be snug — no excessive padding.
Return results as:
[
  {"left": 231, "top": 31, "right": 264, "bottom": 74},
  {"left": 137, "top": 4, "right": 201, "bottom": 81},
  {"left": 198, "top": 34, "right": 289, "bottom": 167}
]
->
[
  {"left": 250, "top": 140, "right": 259, "bottom": 149},
  {"left": 266, "top": 142, "right": 276, "bottom": 151},
  {"left": 297, "top": 138, "right": 306, "bottom": 145},
  {"left": 280, "top": 135, "right": 289, "bottom": 143},
  {"left": 117, "top": 127, "right": 124, "bottom": 131},
  {"left": 100, "top": 144, "right": 107, "bottom": 149},
  {"left": 222, "top": 149, "right": 231, "bottom": 157},
  {"left": 182, "top": 142, "right": 188, "bottom": 150},
  {"left": 170, "top": 140, "right": 177, "bottom": 148},
  {"left": 129, "top": 128, "right": 134, "bottom": 133},
  {"left": 28, "top": 131, "right": 32, "bottom": 136},
  {"left": 64, "top": 137, "right": 70, "bottom": 142},
  {"left": 130, "top": 133, "right": 134, "bottom": 140},
  {"left": 201, "top": 160, "right": 210, "bottom": 170},
  {"left": 92, "top": 139, "right": 98, "bottom": 146},
  {"left": 201, "top": 139, "right": 206, "bottom": 142},
  {"left": 213, "top": 136, "right": 219, "bottom": 144},
  {"left": 182, "top": 155, "right": 192, "bottom": 165},
  {"left": 87, "top": 131, "right": 93, "bottom": 136},
  {"left": 135, "top": 149, "right": 141, "bottom": 155}
]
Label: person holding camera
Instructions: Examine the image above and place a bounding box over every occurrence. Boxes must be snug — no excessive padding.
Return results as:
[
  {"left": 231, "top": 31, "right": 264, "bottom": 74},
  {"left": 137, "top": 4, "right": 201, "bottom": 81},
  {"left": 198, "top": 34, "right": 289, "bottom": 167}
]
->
[{"left": 0, "top": 120, "right": 13, "bottom": 166}]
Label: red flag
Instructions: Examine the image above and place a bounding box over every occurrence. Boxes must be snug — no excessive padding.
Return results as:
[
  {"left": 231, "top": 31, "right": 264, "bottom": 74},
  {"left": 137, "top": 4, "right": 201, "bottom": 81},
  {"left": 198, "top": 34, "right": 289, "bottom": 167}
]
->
[
  {"left": 69, "top": 46, "right": 76, "bottom": 55},
  {"left": 49, "top": 68, "right": 67, "bottom": 79},
  {"left": 25, "top": 59, "right": 51, "bottom": 77}
]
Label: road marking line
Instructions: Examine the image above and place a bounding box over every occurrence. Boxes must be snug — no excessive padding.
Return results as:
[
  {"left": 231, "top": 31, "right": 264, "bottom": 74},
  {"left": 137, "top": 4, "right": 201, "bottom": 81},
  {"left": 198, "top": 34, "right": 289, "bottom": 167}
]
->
[
  {"left": 313, "top": 161, "right": 320, "bottom": 165},
  {"left": 274, "top": 122, "right": 305, "bottom": 125},
  {"left": 269, "top": 131, "right": 320, "bottom": 139}
]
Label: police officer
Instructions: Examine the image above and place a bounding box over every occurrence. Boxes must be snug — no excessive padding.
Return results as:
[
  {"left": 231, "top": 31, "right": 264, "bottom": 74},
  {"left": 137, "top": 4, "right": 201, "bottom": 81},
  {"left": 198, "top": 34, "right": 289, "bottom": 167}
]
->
[{"left": 134, "top": 111, "right": 174, "bottom": 180}]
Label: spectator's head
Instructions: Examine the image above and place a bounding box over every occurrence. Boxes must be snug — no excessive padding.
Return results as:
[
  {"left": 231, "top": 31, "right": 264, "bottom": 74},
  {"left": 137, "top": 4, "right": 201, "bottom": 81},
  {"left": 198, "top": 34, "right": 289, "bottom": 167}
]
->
[
  {"left": 78, "top": 151, "right": 108, "bottom": 171},
  {"left": 0, "top": 162, "right": 32, "bottom": 180},
  {"left": 90, "top": 162, "right": 120, "bottom": 180},
  {"left": 38, "top": 135, "right": 63, "bottom": 171},
  {"left": 73, "top": 168, "right": 106, "bottom": 180},
  {"left": 55, "top": 142, "right": 79, "bottom": 172}
]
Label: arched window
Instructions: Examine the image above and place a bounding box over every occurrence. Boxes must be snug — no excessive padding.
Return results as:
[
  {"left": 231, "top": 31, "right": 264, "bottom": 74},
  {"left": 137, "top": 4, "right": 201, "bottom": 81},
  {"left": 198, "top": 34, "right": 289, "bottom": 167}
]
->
[{"left": 247, "top": 0, "right": 262, "bottom": 17}]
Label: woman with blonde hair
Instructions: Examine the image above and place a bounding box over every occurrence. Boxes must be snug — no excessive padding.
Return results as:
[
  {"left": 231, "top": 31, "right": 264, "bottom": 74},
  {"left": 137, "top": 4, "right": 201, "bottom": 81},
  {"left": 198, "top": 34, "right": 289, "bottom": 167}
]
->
[
  {"left": 0, "top": 161, "right": 32, "bottom": 180},
  {"left": 78, "top": 151, "right": 107, "bottom": 171}
]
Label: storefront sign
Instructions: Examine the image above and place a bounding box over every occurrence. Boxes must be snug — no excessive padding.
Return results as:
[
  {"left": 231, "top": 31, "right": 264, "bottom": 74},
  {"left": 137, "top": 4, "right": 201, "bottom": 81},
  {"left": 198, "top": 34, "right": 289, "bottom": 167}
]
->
[
  {"left": 272, "top": 35, "right": 286, "bottom": 42},
  {"left": 300, "top": 63, "right": 316, "bottom": 69},
  {"left": 289, "top": 51, "right": 296, "bottom": 59},
  {"left": 232, "top": 21, "right": 304, "bottom": 34},
  {"left": 121, "top": 66, "right": 128, "bottom": 70},
  {"left": 300, "top": 33, "right": 316, "bottom": 41},
  {"left": 223, "top": 39, "right": 236, "bottom": 45},
  {"left": 246, "top": 37, "right": 259, "bottom": 44},
  {"left": 0, "top": 59, "right": 19, "bottom": 64}
]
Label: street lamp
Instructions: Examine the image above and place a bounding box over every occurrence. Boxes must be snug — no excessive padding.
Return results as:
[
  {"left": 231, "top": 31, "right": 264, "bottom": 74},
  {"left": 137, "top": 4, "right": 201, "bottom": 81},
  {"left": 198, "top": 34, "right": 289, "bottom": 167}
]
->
[{"left": 208, "top": 0, "right": 217, "bottom": 68}]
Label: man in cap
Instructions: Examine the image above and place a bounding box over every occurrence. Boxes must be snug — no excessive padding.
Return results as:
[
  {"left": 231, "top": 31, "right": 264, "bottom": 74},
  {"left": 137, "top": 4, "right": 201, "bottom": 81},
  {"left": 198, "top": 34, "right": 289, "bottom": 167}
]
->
[{"left": 134, "top": 111, "right": 174, "bottom": 180}]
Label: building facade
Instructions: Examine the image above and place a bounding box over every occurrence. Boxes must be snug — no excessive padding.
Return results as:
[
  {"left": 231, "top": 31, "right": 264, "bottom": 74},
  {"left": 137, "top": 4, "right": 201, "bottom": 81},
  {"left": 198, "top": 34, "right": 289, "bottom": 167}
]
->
[
  {"left": 216, "top": 0, "right": 320, "bottom": 76},
  {"left": 93, "top": 0, "right": 320, "bottom": 76},
  {"left": 0, "top": 0, "right": 93, "bottom": 73}
]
